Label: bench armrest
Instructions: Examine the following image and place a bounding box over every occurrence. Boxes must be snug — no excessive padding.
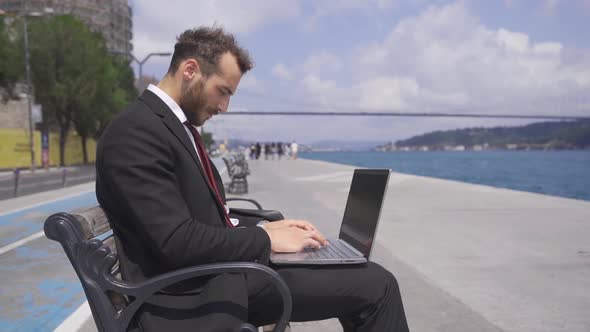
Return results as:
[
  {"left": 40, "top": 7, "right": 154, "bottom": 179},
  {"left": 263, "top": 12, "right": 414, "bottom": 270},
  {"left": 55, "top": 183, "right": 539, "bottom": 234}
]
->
[
  {"left": 105, "top": 257, "right": 292, "bottom": 332},
  {"left": 229, "top": 208, "right": 284, "bottom": 223},
  {"left": 226, "top": 197, "right": 263, "bottom": 210}
]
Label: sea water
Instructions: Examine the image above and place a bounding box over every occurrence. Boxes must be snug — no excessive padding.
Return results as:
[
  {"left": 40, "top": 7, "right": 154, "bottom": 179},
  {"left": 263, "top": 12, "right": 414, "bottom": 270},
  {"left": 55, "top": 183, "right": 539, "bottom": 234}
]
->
[{"left": 301, "top": 150, "right": 590, "bottom": 201}]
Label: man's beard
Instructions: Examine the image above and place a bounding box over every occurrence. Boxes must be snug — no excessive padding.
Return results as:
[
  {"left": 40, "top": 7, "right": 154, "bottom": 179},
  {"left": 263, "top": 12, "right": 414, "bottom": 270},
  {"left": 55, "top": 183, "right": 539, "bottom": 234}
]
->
[{"left": 179, "top": 78, "right": 208, "bottom": 126}]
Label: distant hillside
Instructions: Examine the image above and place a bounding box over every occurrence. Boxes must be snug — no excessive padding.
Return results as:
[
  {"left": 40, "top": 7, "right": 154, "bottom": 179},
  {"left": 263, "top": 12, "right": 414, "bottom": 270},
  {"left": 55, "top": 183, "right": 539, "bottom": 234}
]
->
[
  {"left": 392, "top": 120, "right": 590, "bottom": 150},
  {"left": 307, "top": 140, "right": 386, "bottom": 151}
]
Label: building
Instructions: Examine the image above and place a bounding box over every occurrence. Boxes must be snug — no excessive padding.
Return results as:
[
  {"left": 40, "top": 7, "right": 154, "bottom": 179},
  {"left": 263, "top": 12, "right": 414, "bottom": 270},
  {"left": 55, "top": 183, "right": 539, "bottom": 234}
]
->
[{"left": 0, "top": 0, "right": 132, "bottom": 56}]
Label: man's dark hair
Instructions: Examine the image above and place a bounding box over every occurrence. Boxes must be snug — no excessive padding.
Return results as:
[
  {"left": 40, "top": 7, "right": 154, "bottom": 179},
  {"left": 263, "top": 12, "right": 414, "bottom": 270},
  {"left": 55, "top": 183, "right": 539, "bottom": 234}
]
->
[{"left": 168, "top": 26, "right": 253, "bottom": 76}]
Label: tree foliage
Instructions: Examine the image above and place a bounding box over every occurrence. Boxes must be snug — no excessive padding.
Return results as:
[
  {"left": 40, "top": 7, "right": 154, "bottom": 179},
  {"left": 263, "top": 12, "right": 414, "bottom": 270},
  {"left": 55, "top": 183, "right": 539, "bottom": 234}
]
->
[
  {"left": 97, "top": 56, "right": 138, "bottom": 138},
  {"left": 0, "top": 17, "right": 24, "bottom": 102},
  {"left": 22, "top": 15, "right": 136, "bottom": 164},
  {"left": 202, "top": 130, "right": 214, "bottom": 150}
]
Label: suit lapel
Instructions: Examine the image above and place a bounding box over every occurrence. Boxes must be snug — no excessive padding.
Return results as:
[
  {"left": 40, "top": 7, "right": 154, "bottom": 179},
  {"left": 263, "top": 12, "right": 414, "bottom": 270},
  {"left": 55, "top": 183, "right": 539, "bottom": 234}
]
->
[
  {"left": 212, "top": 161, "right": 226, "bottom": 201},
  {"left": 138, "top": 90, "right": 226, "bottom": 211}
]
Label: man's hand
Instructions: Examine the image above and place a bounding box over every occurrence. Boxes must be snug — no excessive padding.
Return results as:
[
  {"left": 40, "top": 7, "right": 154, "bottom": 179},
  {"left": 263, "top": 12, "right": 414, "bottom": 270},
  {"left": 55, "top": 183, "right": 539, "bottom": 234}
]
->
[
  {"left": 263, "top": 219, "right": 317, "bottom": 231},
  {"left": 262, "top": 219, "right": 328, "bottom": 253}
]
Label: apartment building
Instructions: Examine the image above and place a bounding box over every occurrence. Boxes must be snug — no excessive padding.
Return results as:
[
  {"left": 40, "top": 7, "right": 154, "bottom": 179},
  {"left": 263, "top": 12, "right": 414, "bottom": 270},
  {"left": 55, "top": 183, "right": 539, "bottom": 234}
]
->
[{"left": 0, "top": 0, "right": 133, "bottom": 56}]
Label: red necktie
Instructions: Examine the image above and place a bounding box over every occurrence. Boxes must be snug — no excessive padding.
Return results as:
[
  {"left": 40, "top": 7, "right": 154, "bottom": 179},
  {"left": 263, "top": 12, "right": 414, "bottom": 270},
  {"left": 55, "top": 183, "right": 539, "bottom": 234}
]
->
[{"left": 183, "top": 121, "right": 234, "bottom": 228}]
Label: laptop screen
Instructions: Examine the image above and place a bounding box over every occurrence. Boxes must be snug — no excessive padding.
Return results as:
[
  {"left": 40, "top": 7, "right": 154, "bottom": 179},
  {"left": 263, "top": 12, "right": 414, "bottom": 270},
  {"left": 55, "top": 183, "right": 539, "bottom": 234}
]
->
[{"left": 338, "top": 169, "right": 390, "bottom": 258}]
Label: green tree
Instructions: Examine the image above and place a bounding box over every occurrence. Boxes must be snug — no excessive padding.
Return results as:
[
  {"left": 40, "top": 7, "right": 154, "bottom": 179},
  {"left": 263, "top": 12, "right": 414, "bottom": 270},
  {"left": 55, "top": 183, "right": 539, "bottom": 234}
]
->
[
  {"left": 111, "top": 56, "right": 138, "bottom": 106},
  {"left": 0, "top": 16, "right": 24, "bottom": 101},
  {"left": 70, "top": 33, "right": 137, "bottom": 163},
  {"left": 27, "top": 15, "right": 84, "bottom": 165},
  {"left": 93, "top": 56, "right": 138, "bottom": 139},
  {"left": 71, "top": 48, "right": 110, "bottom": 162},
  {"left": 26, "top": 15, "right": 136, "bottom": 165},
  {"left": 199, "top": 126, "right": 215, "bottom": 151}
]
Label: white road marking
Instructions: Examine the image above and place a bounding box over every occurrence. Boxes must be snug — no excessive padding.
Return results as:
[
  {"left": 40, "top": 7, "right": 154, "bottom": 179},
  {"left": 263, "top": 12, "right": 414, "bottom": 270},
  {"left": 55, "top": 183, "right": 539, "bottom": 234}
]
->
[
  {"left": 53, "top": 301, "right": 91, "bottom": 332},
  {"left": 0, "top": 188, "right": 94, "bottom": 216},
  {"left": 0, "top": 231, "right": 45, "bottom": 255}
]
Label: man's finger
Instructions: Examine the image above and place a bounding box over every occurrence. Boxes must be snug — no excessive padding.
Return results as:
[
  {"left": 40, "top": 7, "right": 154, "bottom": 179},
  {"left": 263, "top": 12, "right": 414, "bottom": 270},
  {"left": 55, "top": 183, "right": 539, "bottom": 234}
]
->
[
  {"left": 309, "top": 230, "right": 328, "bottom": 246},
  {"left": 303, "top": 238, "right": 321, "bottom": 250},
  {"left": 288, "top": 220, "right": 316, "bottom": 231}
]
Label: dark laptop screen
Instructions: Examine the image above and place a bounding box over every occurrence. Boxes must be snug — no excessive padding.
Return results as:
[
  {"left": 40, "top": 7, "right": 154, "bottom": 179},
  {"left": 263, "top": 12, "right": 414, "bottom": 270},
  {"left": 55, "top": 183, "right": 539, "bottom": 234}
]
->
[{"left": 338, "top": 169, "right": 390, "bottom": 258}]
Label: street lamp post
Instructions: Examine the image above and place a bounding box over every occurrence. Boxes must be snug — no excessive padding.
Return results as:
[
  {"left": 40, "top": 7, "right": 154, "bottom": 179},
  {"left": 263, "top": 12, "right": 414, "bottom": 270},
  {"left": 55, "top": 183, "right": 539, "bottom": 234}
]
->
[
  {"left": 22, "top": 11, "right": 35, "bottom": 171},
  {"left": 111, "top": 51, "right": 171, "bottom": 90},
  {"left": 2, "top": 2, "right": 54, "bottom": 172},
  {"left": 132, "top": 52, "right": 172, "bottom": 82},
  {"left": 19, "top": 3, "right": 52, "bottom": 171}
]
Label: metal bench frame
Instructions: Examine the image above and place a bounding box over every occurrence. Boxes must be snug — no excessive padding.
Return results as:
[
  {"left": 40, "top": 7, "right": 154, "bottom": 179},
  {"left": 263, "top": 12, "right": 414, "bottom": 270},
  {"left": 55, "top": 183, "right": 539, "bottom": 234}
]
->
[{"left": 44, "top": 201, "right": 292, "bottom": 332}]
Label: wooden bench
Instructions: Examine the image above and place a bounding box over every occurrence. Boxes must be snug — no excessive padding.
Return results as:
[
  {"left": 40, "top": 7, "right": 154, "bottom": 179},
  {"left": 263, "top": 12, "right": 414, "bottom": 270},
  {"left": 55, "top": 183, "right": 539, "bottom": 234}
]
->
[{"left": 44, "top": 203, "right": 292, "bottom": 332}]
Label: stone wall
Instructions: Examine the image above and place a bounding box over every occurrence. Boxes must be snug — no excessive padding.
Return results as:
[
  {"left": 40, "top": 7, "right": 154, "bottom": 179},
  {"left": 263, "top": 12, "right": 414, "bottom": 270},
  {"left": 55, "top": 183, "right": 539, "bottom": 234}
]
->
[{"left": 0, "top": 98, "right": 29, "bottom": 130}]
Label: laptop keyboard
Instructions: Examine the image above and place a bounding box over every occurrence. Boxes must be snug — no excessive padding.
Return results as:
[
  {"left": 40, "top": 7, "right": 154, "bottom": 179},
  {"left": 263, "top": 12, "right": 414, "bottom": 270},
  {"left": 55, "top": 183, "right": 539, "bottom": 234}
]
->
[{"left": 303, "top": 240, "right": 359, "bottom": 260}]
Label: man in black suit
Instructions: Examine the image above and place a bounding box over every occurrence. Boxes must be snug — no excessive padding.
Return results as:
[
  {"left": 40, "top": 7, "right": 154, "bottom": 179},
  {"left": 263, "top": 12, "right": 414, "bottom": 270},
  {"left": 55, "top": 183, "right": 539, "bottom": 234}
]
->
[{"left": 96, "top": 26, "right": 409, "bottom": 331}]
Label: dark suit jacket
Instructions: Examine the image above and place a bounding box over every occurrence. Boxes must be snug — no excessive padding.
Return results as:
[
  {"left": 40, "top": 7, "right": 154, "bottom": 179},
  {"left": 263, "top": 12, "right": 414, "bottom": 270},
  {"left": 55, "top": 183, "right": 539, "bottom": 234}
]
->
[{"left": 96, "top": 90, "right": 271, "bottom": 331}]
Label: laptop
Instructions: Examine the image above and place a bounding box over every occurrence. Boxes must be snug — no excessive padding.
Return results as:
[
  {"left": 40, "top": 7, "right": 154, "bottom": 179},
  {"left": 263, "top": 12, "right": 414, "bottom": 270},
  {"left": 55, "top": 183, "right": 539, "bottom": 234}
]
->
[{"left": 271, "top": 169, "right": 390, "bottom": 265}]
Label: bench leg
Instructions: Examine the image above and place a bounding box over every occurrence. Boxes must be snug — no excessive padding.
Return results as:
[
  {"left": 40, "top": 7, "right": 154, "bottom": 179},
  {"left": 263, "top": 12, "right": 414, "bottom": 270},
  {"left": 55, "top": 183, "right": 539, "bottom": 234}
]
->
[
  {"left": 229, "top": 179, "right": 237, "bottom": 193},
  {"left": 262, "top": 323, "right": 291, "bottom": 332}
]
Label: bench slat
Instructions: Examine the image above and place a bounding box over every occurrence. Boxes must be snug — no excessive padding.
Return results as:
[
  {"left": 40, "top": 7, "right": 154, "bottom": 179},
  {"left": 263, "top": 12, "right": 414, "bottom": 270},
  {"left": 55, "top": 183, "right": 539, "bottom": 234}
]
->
[
  {"left": 104, "top": 235, "right": 118, "bottom": 254},
  {"left": 73, "top": 207, "right": 110, "bottom": 240}
]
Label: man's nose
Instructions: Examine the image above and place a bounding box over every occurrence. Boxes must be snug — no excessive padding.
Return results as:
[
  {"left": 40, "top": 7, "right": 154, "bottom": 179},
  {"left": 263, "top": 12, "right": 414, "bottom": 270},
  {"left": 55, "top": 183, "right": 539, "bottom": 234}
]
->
[{"left": 218, "top": 98, "right": 230, "bottom": 113}]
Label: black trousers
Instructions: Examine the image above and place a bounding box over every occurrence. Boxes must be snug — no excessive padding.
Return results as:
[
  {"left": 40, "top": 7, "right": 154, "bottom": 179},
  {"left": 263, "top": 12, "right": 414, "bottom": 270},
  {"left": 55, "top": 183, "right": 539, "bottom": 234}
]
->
[
  {"left": 248, "top": 261, "right": 409, "bottom": 332},
  {"left": 135, "top": 261, "right": 409, "bottom": 332}
]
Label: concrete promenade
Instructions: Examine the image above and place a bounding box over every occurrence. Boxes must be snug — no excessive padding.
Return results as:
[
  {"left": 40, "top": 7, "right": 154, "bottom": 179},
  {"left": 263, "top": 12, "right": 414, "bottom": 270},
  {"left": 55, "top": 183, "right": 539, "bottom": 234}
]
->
[
  {"left": 227, "top": 158, "right": 590, "bottom": 332},
  {"left": 2, "top": 158, "right": 589, "bottom": 331}
]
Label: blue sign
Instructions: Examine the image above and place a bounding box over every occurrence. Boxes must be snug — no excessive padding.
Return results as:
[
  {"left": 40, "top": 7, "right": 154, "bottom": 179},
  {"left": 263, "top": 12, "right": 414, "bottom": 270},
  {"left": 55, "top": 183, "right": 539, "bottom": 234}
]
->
[
  {"left": 41, "top": 131, "right": 49, "bottom": 149},
  {"left": 41, "top": 131, "right": 49, "bottom": 167}
]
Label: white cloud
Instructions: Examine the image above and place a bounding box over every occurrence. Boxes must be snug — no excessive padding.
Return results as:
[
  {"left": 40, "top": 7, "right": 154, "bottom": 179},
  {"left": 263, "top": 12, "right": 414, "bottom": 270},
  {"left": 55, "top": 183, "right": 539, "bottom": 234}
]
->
[
  {"left": 302, "top": 75, "right": 337, "bottom": 91},
  {"left": 299, "top": 50, "right": 343, "bottom": 75},
  {"left": 496, "top": 29, "right": 530, "bottom": 53},
  {"left": 506, "top": 0, "right": 590, "bottom": 15},
  {"left": 293, "top": 1, "right": 590, "bottom": 115},
  {"left": 301, "top": 75, "right": 340, "bottom": 106},
  {"left": 532, "top": 42, "right": 562, "bottom": 56},
  {"left": 358, "top": 42, "right": 389, "bottom": 66},
  {"left": 358, "top": 77, "right": 419, "bottom": 110},
  {"left": 271, "top": 63, "right": 294, "bottom": 81},
  {"left": 238, "top": 74, "right": 266, "bottom": 95},
  {"left": 132, "top": 0, "right": 301, "bottom": 57},
  {"left": 301, "top": 0, "right": 397, "bottom": 31}
]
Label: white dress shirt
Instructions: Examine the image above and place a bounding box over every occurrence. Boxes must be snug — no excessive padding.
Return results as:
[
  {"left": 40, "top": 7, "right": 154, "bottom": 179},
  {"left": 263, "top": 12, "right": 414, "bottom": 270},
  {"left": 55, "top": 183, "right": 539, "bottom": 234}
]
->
[
  {"left": 146, "top": 84, "right": 238, "bottom": 226},
  {"left": 147, "top": 84, "right": 202, "bottom": 163}
]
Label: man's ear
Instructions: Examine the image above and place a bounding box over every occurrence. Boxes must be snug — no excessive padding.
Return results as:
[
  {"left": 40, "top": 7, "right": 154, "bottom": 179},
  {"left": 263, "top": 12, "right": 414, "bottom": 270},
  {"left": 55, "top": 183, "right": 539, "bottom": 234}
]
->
[{"left": 181, "top": 58, "right": 201, "bottom": 81}]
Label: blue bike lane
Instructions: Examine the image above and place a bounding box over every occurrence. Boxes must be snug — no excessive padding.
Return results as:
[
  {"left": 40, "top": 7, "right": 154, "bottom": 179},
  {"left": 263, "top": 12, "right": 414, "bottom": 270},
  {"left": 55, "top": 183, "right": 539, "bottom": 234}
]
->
[{"left": 0, "top": 190, "right": 97, "bottom": 331}]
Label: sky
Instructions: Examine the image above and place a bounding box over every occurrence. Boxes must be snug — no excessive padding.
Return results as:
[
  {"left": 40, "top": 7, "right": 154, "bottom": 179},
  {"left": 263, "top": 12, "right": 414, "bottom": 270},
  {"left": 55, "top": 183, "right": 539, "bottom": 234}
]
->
[{"left": 129, "top": 0, "right": 590, "bottom": 144}]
